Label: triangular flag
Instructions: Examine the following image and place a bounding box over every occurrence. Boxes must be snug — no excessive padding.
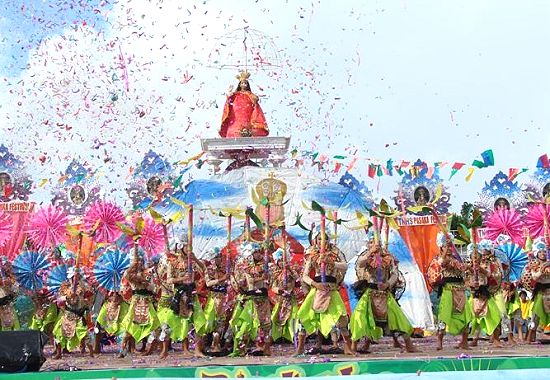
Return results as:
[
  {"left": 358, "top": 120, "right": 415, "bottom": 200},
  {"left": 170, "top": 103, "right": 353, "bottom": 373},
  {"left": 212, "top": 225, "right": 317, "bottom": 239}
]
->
[
  {"left": 537, "top": 154, "right": 549, "bottom": 169},
  {"left": 368, "top": 164, "right": 376, "bottom": 178},
  {"left": 480, "top": 149, "right": 495, "bottom": 166}
]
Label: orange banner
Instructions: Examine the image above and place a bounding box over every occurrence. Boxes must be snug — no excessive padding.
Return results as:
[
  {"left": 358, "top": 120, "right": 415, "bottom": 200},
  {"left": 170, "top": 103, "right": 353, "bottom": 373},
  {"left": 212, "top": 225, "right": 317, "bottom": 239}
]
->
[{"left": 398, "top": 224, "right": 440, "bottom": 282}]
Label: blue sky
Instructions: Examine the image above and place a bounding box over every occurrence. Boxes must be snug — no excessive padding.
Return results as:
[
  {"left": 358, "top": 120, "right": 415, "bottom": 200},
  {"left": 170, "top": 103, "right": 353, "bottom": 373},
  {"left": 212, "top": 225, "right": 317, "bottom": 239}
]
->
[{"left": 0, "top": 0, "right": 549, "bottom": 210}]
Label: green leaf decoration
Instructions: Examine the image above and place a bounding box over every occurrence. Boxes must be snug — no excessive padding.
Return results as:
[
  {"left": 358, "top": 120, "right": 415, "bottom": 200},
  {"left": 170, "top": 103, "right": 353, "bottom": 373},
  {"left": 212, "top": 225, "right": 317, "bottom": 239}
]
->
[
  {"left": 311, "top": 200, "right": 326, "bottom": 215},
  {"left": 245, "top": 208, "right": 264, "bottom": 230},
  {"left": 291, "top": 213, "right": 311, "bottom": 232}
]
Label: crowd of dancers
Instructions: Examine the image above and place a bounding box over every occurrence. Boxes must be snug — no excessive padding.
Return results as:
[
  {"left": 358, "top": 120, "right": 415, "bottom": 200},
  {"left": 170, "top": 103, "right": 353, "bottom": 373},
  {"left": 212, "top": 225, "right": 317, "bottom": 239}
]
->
[{"left": 0, "top": 229, "right": 548, "bottom": 360}]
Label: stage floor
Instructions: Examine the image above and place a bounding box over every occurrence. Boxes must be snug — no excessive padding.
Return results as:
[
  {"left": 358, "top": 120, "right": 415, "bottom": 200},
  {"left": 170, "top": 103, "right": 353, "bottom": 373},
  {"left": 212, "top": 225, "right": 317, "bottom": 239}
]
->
[{"left": 4, "top": 336, "right": 541, "bottom": 379}]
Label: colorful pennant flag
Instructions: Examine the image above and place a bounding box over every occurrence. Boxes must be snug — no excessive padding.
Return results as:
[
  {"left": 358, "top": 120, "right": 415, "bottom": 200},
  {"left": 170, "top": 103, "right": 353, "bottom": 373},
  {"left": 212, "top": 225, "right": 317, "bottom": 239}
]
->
[
  {"left": 537, "top": 154, "right": 549, "bottom": 169},
  {"left": 471, "top": 149, "right": 494, "bottom": 168}
]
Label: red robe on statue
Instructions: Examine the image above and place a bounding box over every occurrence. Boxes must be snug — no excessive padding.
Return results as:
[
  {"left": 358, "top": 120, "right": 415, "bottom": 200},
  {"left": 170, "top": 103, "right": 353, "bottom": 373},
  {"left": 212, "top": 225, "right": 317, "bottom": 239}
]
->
[{"left": 219, "top": 90, "right": 269, "bottom": 138}]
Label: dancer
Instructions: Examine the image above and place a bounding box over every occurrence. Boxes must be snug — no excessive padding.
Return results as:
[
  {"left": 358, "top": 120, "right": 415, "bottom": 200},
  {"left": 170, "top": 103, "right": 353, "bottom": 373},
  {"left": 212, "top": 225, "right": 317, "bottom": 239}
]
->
[
  {"left": 270, "top": 248, "right": 300, "bottom": 344},
  {"left": 157, "top": 237, "right": 206, "bottom": 358},
  {"left": 203, "top": 247, "right": 233, "bottom": 353},
  {"left": 230, "top": 242, "right": 272, "bottom": 356},
  {"left": 52, "top": 271, "right": 95, "bottom": 359},
  {"left": 95, "top": 290, "right": 129, "bottom": 354},
  {"left": 428, "top": 232, "right": 471, "bottom": 350},
  {"left": 522, "top": 238, "right": 550, "bottom": 342},
  {"left": 0, "top": 258, "right": 20, "bottom": 331},
  {"left": 350, "top": 242, "right": 417, "bottom": 353},
  {"left": 466, "top": 240, "right": 504, "bottom": 347},
  {"left": 30, "top": 289, "right": 58, "bottom": 343},
  {"left": 119, "top": 245, "right": 160, "bottom": 357},
  {"left": 295, "top": 233, "right": 352, "bottom": 355}
]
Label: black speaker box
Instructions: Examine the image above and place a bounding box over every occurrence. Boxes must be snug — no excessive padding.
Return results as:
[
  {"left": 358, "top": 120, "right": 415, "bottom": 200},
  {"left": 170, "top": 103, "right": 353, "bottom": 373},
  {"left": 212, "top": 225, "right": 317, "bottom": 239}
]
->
[{"left": 0, "top": 330, "right": 47, "bottom": 372}]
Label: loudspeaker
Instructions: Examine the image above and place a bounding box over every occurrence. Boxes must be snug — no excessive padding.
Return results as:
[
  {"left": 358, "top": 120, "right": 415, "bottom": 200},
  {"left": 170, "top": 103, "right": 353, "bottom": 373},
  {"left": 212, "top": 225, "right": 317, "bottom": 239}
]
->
[{"left": 0, "top": 330, "right": 47, "bottom": 372}]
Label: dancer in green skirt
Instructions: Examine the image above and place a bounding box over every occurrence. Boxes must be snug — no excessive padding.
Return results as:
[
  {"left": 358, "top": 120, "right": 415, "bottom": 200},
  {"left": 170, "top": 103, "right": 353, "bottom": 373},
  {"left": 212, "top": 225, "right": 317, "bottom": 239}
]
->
[
  {"left": 229, "top": 242, "right": 272, "bottom": 356},
  {"left": 270, "top": 248, "right": 300, "bottom": 343},
  {"left": 119, "top": 246, "right": 160, "bottom": 357},
  {"left": 466, "top": 240, "right": 504, "bottom": 348},
  {"left": 295, "top": 233, "right": 352, "bottom": 355},
  {"left": 350, "top": 242, "right": 417, "bottom": 353},
  {"left": 0, "top": 259, "right": 20, "bottom": 331},
  {"left": 95, "top": 291, "right": 129, "bottom": 353},
  {"left": 156, "top": 238, "right": 206, "bottom": 358},
  {"left": 52, "top": 275, "right": 95, "bottom": 359},
  {"left": 203, "top": 247, "right": 232, "bottom": 353},
  {"left": 428, "top": 232, "right": 471, "bottom": 351},
  {"left": 522, "top": 238, "right": 550, "bottom": 342}
]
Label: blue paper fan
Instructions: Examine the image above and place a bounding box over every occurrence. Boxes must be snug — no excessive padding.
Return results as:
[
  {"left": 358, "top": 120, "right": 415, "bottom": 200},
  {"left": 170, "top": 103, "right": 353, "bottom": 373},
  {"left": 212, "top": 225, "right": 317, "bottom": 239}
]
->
[
  {"left": 93, "top": 247, "right": 130, "bottom": 292},
  {"left": 12, "top": 251, "right": 51, "bottom": 290},
  {"left": 47, "top": 264, "right": 68, "bottom": 293},
  {"left": 495, "top": 243, "right": 528, "bottom": 282}
]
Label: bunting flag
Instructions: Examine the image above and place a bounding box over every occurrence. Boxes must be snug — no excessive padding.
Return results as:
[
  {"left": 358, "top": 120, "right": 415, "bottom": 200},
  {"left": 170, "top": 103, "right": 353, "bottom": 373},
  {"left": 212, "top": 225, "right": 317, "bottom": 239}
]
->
[
  {"left": 425, "top": 166, "right": 435, "bottom": 179},
  {"left": 386, "top": 159, "right": 394, "bottom": 176},
  {"left": 508, "top": 168, "right": 529, "bottom": 181},
  {"left": 448, "top": 162, "right": 466, "bottom": 180},
  {"left": 471, "top": 149, "right": 495, "bottom": 168},
  {"left": 537, "top": 154, "right": 549, "bottom": 169},
  {"left": 368, "top": 164, "right": 376, "bottom": 178}
]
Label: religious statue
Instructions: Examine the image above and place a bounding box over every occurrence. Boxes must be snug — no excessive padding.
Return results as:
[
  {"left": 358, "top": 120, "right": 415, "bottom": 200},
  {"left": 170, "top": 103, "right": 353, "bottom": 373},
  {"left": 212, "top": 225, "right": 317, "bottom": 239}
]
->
[{"left": 219, "top": 71, "right": 269, "bottom": 138}]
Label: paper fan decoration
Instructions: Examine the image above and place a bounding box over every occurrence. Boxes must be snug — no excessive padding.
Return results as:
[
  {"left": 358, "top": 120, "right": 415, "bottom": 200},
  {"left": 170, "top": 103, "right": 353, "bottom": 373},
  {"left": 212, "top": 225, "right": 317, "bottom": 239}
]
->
[
  {"left": 136, "top": 217, "right": 165, "bottom": 257},
  {"left": 484, "top": 208, "right": 525, "bottom": 245},
  {"left": 524, "top": 203, "right": 550, "bottom": 239},
  {"left": 0, "top": 210, "right": 13, "bottom": 247},
  {"left": 47, "top": 264, "right": 68, "bottom": 294},
  {"left": 93, "top": 247, "right": 130, "bottom": 292},
  {"left": 27, "top": 206, "right": 69, "bottom": 250},
  {"left": 495, "top": 243, "right": 528, "bottom": 282},
  {"left": 84, "top": 201, "right": 125, "bottom": 243},
  {"left": 12, "top": 251, "right": 51, "bottom": 290}
]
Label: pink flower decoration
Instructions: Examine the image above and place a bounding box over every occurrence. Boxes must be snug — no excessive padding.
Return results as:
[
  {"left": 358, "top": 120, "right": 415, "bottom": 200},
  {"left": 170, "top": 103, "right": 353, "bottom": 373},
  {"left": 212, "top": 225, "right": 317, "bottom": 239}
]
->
[
  {"left": 0, "top": 210, "right": 13, "bottom": 247},
  {"left": 484, "top": 208, "right": 525, "bottom": 246},
  {"left": 84, "top": 201, "right": 125, "bottom": 243},
  {"left": 27, "top": 206, "right": 69, "bottom": 250},
  {"left": 524, "top": 203, "right": 550, "bottom": 239},
  {"left": 137, "top": 216, "right": 165, "bottom": 257}
]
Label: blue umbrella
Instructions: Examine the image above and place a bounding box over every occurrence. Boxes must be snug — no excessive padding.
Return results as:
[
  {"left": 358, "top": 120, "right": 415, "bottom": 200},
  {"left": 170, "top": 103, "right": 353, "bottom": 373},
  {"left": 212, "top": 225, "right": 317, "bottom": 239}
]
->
[
  {"left": 495, "top": 243, "right": 528, "bottom": 282},
  {"left": 93, "top": 247, "right": 130, "bottom": 292},
  {"left": 12, "top": 251, "right": 51, "bottom": 290},
  {"left": 47, "top": 264, "right": 68, "bottom": 294}
]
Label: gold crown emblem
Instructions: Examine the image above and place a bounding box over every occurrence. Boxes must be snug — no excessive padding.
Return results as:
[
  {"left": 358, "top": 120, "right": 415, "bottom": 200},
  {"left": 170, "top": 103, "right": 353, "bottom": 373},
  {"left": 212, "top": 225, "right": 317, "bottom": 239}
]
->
[{"left": 236, "top": 70, "right": 251, "bottom": 82}]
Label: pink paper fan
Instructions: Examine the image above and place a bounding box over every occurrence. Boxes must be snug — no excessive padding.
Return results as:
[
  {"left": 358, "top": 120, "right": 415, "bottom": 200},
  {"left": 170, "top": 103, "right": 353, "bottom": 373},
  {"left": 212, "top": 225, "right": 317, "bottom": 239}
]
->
[
  {"left": 0, "top": 210, "right": 13, "bottom": 247},
  {"left": 524, "top": 203, "right": 550, "bottom": 239},
  {"left": 484, "top": 208, "right": 525, "bottom": 245},
  {"left": 84, "top": 201, "right": 125, "bottom": 243},
  {"left": 27, "top": 206, "right": 69, "bottom": 250},
  {"left": 137, "top": 216, "right": 165, "bottom": 257}
]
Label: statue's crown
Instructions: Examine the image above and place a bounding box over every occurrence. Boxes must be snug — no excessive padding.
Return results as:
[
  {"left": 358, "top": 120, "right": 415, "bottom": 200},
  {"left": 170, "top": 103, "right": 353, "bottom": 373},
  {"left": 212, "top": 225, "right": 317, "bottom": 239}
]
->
[{"left": 236, "top": 70, "right": 251, "bottom": 82}]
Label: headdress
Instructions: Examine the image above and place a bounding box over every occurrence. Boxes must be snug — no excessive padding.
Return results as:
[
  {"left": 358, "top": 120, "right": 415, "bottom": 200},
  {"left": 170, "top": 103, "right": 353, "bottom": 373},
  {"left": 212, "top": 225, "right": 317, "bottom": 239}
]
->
[
  {"left": 436, "top": 231, "right": 454, "bottom": 248},
  {"left": 533, "top": 237, "right": 547, "bottom": 254},
  {"left": 203, "top": 247, "right": 221, "bottom": 261},
  {"left": 237, "top": 241, "right": 261, "bottom": 260},
  {"left": 478, "top": 239, "right": 494, "bottom": 252}
]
